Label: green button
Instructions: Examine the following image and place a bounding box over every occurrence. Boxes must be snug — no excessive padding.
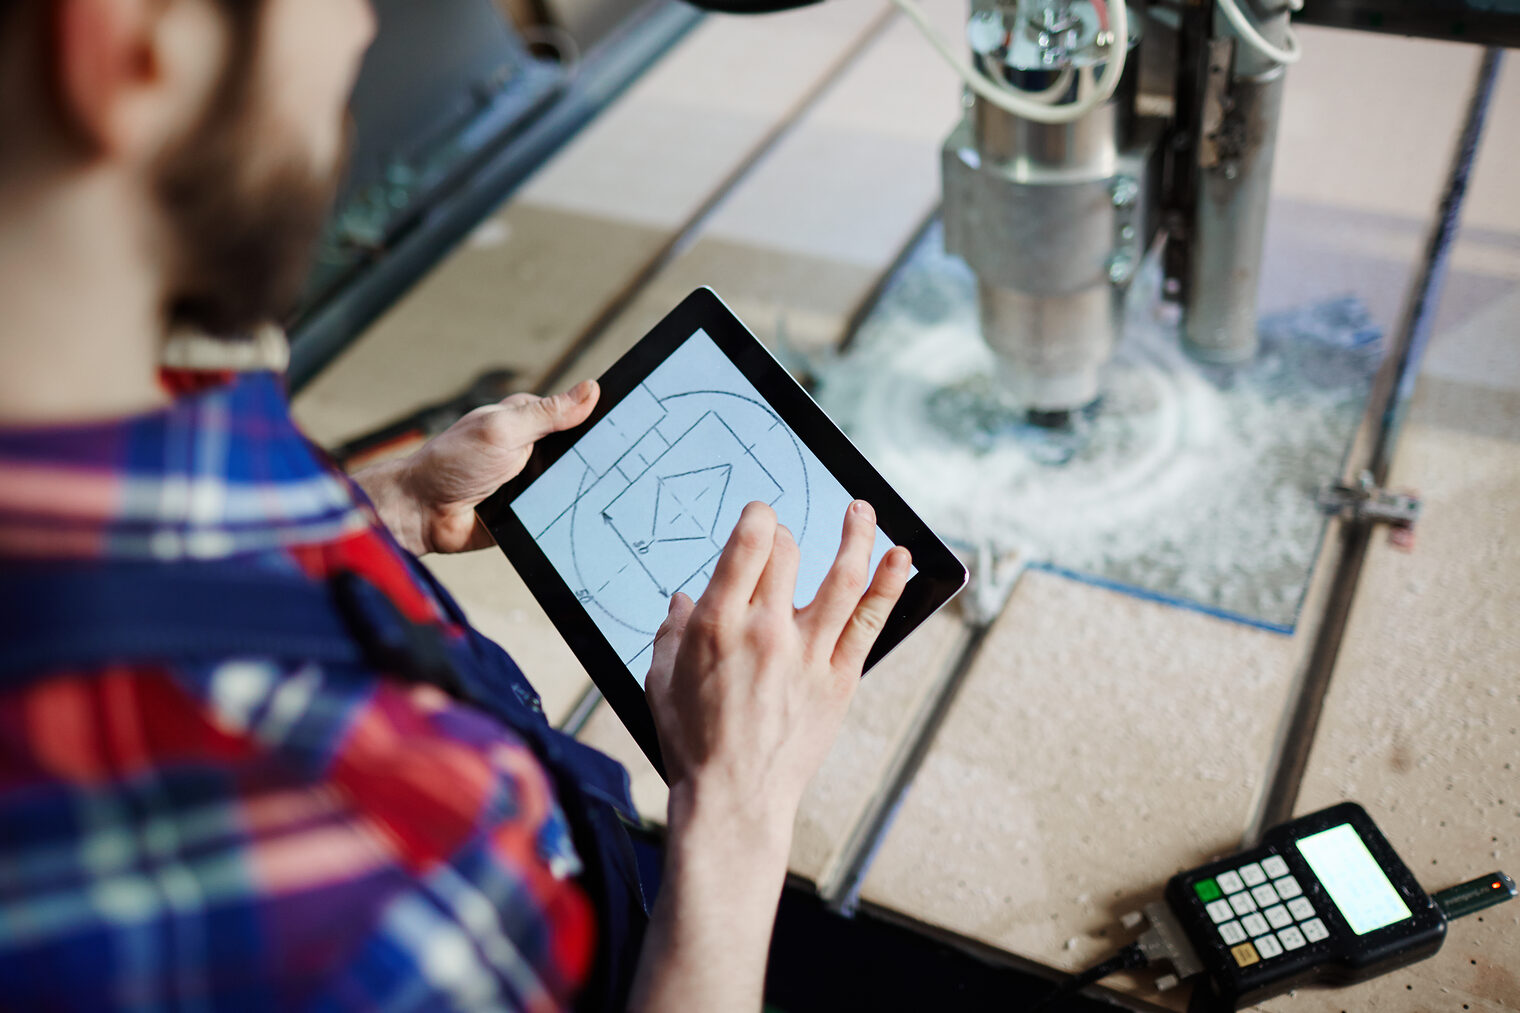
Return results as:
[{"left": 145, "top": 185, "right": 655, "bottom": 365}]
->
[{"left": 1194, "top": 879, "right": 1223, "bottom": 903}]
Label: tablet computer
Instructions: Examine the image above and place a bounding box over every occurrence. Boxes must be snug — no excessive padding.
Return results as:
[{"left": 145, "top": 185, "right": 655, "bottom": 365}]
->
[{"left": 478, "top": 288, "right": 966, "bottom": 779}]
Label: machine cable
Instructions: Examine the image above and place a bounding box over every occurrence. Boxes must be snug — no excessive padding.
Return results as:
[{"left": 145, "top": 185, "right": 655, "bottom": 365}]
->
[
  {"left": 1028, "top": 941, "right": 1148, "bottom": 1010},
  {"left": 1214, "top": 0, "right": 1302, "bottom": 65},
  {"left": 679, "top": 0, "right": 1132, "bottom": 124},
  {"left": 884, "top": 0, "right": 1131, "bottom": 123},
  {"left": 982, "top": 55, "right": 1077, "bottom": 103}
]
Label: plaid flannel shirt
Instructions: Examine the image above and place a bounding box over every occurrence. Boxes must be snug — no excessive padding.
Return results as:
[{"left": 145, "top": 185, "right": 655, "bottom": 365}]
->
[{"left": 0, "top": 372, "right": 595, "bottom": 1010}]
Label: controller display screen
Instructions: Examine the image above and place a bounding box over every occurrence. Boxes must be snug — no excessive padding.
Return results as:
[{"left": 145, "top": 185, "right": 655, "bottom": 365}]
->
[{"left": 1297, "top": 823, "right": 1412, "bottom": 934}]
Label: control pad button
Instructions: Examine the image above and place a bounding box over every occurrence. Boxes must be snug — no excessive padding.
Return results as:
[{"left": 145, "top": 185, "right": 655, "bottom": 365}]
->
[
  {"left": 1240, "top": 863, "right": 1267, "bottom": 887},
  {"left": 1251, "top": 883, "right": 1280, "bottom": 907},
  {"left": 1207, "top": 900, "right": 1235, "bottom": 924},
  {"left": 1264, "top": 905, "right": 1293, "bottom": 929},
  {"left": 1217, "top": 871, "right": 1245, "bottom": 895},
  {"left": 1273, "top": 874, "right": 1303, "bottom": 899},
  {"left": 1287, "top": 897, "right": 1316, "bottom": 921},
  {"left": 1219, "top": 921, "right": 1247, "bottom": 945},
  {"left": 1254, "top": 934, "right": 1284, "bottom": 959},
  {"left": 1262, "top": 855, "right": 1290, "bottom": 879},
  {"left": 1229, "top": 892, "right": 1258, "bottom": 916},
  {"left": 1277, "top": 926, "right": 1307, "bottom": 951},
  {"left": 1301, "top": 918, "right": 1330, "bottom": 943},
  {"left": 1230, "top": 942, "right": 1260, "bottom": 968},
  {"left": 1241, "top": 913, "right": 1269, "bottom": 938}
]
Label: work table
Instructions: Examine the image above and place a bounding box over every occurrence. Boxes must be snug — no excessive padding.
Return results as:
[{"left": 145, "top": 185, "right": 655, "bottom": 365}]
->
[{"left": 293, "top": 9, "right": 1520, "bottom": 1008}]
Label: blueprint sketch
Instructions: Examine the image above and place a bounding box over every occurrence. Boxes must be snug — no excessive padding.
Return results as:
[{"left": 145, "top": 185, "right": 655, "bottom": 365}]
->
[{"left": 512, "top": 330, "right": 898, "bottom": 685}]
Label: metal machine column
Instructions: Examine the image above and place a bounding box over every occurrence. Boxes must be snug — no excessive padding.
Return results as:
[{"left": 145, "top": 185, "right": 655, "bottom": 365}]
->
[
  {"left": 941, "top": 0, "right": 1162, "bottom": 418},
  {"left": 1183, "top": 0, "right": 1293, "bottom": 362}
]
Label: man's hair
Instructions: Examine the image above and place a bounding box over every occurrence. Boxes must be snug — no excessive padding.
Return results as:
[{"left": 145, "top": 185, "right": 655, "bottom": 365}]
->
[{"left": 0, "top": 0, "right": 24, "bottom": 37}]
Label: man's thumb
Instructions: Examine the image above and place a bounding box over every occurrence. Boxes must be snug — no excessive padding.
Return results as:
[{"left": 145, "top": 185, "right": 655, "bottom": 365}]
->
[
  {"left": 537, "top": 380, "right": 597, "bottom": 432},
  {"left": 648, "top": 592, "right": 695, "bottom": 693},
  {"left": 504, "top": 381, "right": 596, "bottom": 444},
  {"left": 668, "top": 591, "right": 695, "bottom": 621}
]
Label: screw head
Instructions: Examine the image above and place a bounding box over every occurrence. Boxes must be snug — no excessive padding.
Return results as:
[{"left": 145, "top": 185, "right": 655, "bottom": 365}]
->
[
  {"left": 966, "top": 11, "right": 1007, "bottom": 55},
  {"left": 1111, "top": 176, "right": 1140, "bottom": 208},
  {"left": 1107, "top": 251, "right": 1136, "bottom": 284}
]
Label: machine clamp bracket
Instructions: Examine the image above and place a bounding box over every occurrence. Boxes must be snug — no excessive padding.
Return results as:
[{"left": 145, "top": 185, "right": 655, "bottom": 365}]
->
[{"left": 1317, "top": 470, "right": 1422, "bottom": 548}]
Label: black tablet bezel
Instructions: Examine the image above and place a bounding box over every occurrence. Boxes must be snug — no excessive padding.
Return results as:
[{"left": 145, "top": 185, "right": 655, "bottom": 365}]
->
[{"left": 478, "top": 287, "right": 967, "bottom": 780}]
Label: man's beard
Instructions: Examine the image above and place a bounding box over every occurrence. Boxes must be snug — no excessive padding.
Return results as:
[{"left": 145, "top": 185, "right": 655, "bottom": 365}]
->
[{"left": 153, "top": 95, "right": 348, "bottom": 338}]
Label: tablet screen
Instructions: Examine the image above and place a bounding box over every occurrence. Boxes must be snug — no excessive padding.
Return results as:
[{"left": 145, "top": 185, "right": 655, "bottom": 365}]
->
[{"left": 509, "top": 329, "right": 899, "bottom": 685}]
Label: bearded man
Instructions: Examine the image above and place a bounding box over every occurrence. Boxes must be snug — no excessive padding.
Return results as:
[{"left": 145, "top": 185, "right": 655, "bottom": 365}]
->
[{"left": 0, "top": 2, "right": 911, "bottom": 1008}]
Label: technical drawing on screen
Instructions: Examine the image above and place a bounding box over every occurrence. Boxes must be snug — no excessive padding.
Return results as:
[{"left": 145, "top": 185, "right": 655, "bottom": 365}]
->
[{"left": 510, "top": 330, "right": 899, "bottom": 685}]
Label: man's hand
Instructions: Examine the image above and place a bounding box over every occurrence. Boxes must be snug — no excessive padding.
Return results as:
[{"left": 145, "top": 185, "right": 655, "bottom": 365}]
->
[
  {"left": 353, "top": 380, "right": 598, "bottom": 556},
  {"left": 647, "top": 499, "right": 911, "bottom": 834},
  {"left": 631, "top": 500, "right": 911, "bottom": 1013}
]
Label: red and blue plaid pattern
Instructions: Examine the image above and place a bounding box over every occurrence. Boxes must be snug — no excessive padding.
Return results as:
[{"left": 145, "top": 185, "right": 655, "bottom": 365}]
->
[{"left": 0, "top": 373, "right": 594, "bottom": 1010}]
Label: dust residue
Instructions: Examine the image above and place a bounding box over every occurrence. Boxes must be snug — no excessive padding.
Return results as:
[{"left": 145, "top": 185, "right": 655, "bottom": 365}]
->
[{"left": 815, "top": 223, "right": 1381, "bottom": 631}]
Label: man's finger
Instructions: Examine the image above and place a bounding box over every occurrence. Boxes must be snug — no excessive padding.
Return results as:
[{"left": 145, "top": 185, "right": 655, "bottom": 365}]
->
[
  {"left": 799, "top": 501, "right": 877, "bottom": 642},
  {"left": 704, "top": 502, "right": 777, "bottom": 615},
  {"left": 752, "top": 524, "right": 800, "bottom": 612},
  {"left": 647, "top": 592, "right": 694, "bottom": 696},
  {"left": 497, "top": 381, "right": 598, "bottom": 445},
  {"left": 831, "top": 547, "right": 911, "bottom": 672}
]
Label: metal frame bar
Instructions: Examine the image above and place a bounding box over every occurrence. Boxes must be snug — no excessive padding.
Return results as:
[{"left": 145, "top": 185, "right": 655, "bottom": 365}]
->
[
  {"left": 1296, "top": 0, "right": 1520, "bottom": 47},
  {"left": 288, "top": 1, "right": 705, "bottom": 392},
  {"left": 1249, "top": 47, "right": 1506, "bottom": 837}
]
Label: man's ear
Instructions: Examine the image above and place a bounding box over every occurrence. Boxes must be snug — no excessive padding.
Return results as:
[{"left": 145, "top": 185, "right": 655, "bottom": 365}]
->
[
  {"left": 52, "top": 0, "right": 156, "bottom": 156},
  {"left": 51, "top": 0, "right": 226, "bottom": 160}
]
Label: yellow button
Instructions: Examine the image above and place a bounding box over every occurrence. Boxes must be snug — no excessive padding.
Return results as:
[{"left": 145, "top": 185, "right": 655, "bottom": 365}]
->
[{"left": 1231, "top": 942, "right": 1260, "bottom": 968}]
